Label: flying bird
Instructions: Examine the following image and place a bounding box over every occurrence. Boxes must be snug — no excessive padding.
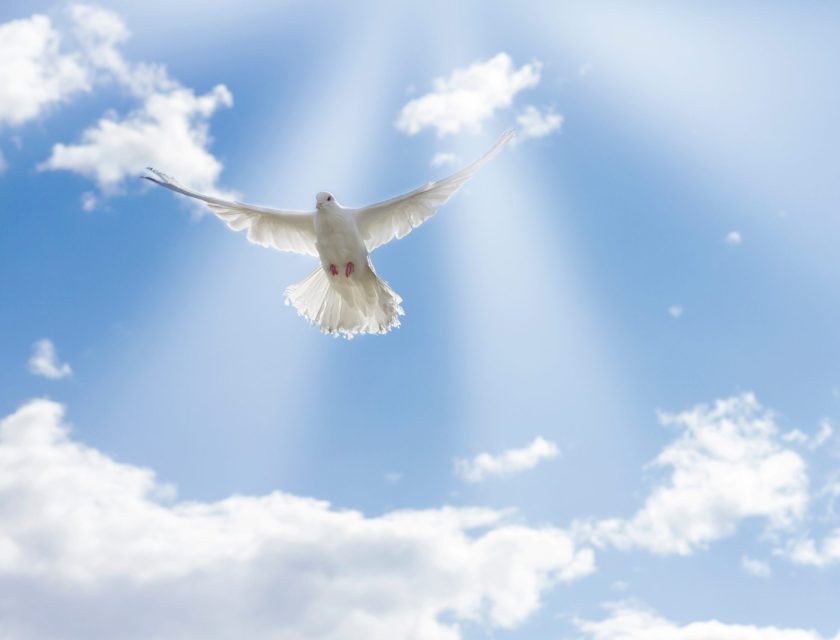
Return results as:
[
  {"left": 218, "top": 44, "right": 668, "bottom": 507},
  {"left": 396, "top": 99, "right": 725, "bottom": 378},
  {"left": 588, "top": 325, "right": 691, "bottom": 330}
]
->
[{"left": 144, "top": 129, "right": 514, "bottom": 338}]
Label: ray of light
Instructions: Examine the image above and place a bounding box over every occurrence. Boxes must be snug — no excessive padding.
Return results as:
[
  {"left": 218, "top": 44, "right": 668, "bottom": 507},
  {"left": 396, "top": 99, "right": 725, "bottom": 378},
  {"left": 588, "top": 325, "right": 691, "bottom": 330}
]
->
[
  {"left": 84, "top": 2, "right": 403, "bottom": 501},
  {"left": 396, "top": 0, "right": 638, "bottom": 520},
  {"left": 516, "top": 2, "right": 840, "bottom": 265}
]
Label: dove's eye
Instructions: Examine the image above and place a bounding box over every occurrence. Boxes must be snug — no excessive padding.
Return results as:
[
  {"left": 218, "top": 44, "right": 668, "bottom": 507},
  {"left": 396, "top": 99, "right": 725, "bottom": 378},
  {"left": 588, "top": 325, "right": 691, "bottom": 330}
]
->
[{"left": 327, "top": 196, "right": 332, "bottom": 201}]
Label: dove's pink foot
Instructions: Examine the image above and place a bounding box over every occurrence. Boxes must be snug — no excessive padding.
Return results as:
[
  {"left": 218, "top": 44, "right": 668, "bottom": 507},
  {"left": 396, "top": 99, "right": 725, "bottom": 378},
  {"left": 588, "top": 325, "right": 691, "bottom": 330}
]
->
[
  {"left": 345, "top": 262, "right": 355, "bottom": 278},
  {"left": 329, "top": 264, "right": 338, "bottom": 277}
]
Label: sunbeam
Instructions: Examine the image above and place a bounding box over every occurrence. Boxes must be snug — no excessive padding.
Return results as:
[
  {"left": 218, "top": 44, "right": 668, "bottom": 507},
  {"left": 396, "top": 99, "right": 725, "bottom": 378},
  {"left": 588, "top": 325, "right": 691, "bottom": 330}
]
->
[{"left": 83, "top": 3, "right": 404, "bottom": 500}]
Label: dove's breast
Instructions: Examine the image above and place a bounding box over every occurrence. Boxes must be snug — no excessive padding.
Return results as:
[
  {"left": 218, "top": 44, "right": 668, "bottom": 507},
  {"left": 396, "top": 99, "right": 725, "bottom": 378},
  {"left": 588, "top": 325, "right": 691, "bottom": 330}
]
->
[{"left": 314, "top": 209, "right": 368, "bottom": 273}]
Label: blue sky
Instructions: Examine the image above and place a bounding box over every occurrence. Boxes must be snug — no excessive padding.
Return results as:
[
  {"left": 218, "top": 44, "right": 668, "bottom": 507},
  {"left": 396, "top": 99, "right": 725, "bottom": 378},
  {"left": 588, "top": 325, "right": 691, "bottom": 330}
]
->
[{"left": 2, "top": 2, "right": 840, "bottom": 638}]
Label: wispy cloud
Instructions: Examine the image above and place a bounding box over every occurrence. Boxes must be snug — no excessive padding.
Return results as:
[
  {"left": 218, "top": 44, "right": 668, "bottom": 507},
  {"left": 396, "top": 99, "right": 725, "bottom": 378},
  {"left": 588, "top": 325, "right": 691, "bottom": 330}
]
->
[
  {"left": 812, "top": 419, "right": 834, "bottom": 449},
  {"left": 80, "top": 190, "right": 97, "bottom": 211},
  {"left": 384, "top": 471, "right": 404, "bottom": 484},
  {"left": 725, "top": 230, "right": 742, "bottom": 245},
  {"left": 515, "top": 105, "right": 563, "bottom": 140},
  {"left": 27, "top": 338, "right": 72, "bottom": 379},
  {"left": 667, "top": 305, "right": 684, "bottom": 318},
  {"left": 741, "top": 555, "right": 772, "bottom": 577},
  {"left": 430, "top": 151, "right": 459, "bottom": 167},
  {"left": 0, "top": 400, "right": 593, "bottom": 638},
  {"left": 396, "top": 53, "right": 541, "bottom": 137},
  {"left": 455, "top": 436, "right": 559, "bottom": 483},
  {"left": 783, "top": 419, "right": 833, "bottom": 451}
]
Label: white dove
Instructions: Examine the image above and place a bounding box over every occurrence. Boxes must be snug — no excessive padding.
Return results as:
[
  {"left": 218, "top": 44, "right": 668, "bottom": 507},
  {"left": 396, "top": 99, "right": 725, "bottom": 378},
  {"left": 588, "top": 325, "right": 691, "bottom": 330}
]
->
[{"left": 144, "top": 129, "right": 514, "bottom": 338}]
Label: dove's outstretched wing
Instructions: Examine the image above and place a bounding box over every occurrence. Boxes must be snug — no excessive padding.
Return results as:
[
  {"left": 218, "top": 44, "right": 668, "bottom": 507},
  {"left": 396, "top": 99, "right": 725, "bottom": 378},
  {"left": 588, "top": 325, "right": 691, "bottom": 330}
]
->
[
  {"left": 144, "top": 168, "right": 318, "bottom": 257},
  {"left": 355, "top": 129, "right": 514, "bottom": 252}
]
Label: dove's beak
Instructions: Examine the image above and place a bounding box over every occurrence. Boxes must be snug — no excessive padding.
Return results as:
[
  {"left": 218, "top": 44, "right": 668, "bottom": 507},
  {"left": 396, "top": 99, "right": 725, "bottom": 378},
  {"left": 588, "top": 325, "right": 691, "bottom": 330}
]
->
[{"left": 316, "top": 202, "right": 322, "bottom": 210}]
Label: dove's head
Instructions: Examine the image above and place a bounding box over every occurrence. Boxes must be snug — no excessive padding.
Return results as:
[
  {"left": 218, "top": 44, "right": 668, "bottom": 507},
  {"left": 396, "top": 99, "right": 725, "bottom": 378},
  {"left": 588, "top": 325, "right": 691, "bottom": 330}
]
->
[{"left": 315, "top": 192, "right": 335, "bottom": 211}]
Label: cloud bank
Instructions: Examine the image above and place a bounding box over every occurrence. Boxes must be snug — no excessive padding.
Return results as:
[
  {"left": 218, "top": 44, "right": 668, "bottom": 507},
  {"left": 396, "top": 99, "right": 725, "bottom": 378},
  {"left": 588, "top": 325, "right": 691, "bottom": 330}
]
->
[{"left": 0, "top": 400, "right": 593, "bottom": 640}]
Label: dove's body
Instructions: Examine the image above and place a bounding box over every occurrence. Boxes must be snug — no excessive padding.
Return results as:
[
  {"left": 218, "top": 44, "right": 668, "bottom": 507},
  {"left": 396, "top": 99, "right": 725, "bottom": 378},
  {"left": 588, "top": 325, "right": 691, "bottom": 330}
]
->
[
  {"left": 144, "top": 129, "right": 514, "bottom": 338},
  {"left": 289, "top": 204, "right": 403, "bottom": 337},
  {"left": 314, "top": 205, "right": 366, "bottom": 276}
]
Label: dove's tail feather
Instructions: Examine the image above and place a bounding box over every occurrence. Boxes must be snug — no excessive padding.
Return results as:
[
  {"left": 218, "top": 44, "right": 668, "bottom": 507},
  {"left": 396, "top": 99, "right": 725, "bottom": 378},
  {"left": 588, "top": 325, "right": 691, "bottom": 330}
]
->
[{"left": 284, "top": 260, "right": 404, "bottom": 339}]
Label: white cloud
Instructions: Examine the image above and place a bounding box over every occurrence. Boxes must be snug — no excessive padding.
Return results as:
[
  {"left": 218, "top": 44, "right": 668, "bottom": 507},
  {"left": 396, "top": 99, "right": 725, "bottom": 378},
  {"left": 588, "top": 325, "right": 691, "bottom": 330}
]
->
[
  {"left": 0, "top": 400, "right": 594, "bottom": 639},
  {"left": 396, "top": 53, "right": 541, "bottom": 137},
  {"left": 812, "top": 419, "right": 833, "bottom": 450},
  {"left": 668, "top": 305, "right": 684, "bottom": 318},
  {"left": 0, "top": 13, "right": 89, "bottom": 127},
  {"left": 430, "top": 151, "right": 459, "bottom": 167},
  {"left": 741, "top": 555, "right": 772, "bottom": 578},
  {"left": 725, "top": 230, "right": 743, "bottom": 245},
  {"left": 576, "top": 602, "right": 836, "bottom": 639},
  {"left": 26, "top": 339, "right": 72, "bottom": 380},
  {"left": 68, "top": 4, "right": 175, "bottom": 98},
  {"left": 0, "top": 5, "right": 232, "bottom": 199},
  {"left": 455, "top": 437, "right": 559, "bottom": 483},
  {"left": 515, "top": 105, "right": 563, "bottom": 140},
  {"left": 577, "top": 395, "right": 809, "bottom": 555},
  {"left": 41, "top": 84, "right": 233, "bottom": 195}
]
